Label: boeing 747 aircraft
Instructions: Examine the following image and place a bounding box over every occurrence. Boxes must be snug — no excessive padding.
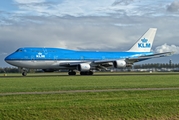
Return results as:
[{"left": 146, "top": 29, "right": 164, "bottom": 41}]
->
[{"left": 5, "top": 28, "right": 172, "bottom": 76}]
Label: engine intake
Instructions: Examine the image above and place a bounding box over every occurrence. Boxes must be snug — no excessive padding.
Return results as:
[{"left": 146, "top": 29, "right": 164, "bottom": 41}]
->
[
  {"left": 113, "top": 60, "right": 126, "bottom": 68},
  {"left": 77, "top": 63, "right": 91, "bottom": 71}
]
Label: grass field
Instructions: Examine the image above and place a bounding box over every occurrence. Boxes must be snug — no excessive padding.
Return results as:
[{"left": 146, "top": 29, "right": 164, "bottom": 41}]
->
[{"left": 0, "top": 72, "right": 179, "bottom": 119}]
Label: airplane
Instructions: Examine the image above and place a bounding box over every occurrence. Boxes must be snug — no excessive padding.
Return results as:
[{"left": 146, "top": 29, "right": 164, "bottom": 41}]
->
[{"left": 4, "top": 28, "right": 172, "bottom": 76}]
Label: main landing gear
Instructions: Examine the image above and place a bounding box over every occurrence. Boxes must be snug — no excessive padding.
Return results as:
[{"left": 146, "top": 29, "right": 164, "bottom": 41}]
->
[
  {"left": 68, "top": 70, "right": 76, "bottom": 75},
  {"left": 68, "top": 70, "right": 94, "bottom": 75},
  {"left": 80, "top": 71, "right": 93, "bottom": 75}
]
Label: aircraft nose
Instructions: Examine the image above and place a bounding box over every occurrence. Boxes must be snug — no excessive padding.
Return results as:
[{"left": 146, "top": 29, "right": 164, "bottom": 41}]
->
[
  {"left": 4, "top": 54, "right": 14, "bottom": 63},
  {"left": 5, "top": 55, "right": 10, "bottom": 61},
  {"left": 4, "top": 54, "right": 18, "bottom": 66},
  {"left": 5, "top": 55, "right": 11, "bottom": 62}
]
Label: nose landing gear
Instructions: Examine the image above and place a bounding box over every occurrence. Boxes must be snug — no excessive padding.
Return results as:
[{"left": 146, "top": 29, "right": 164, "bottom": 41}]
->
[
  {"left": 20, "top": 68, "right": 28, "bottom": 76},
  {"left": 22, "top": 70, "right": 27, "bottom": 76},
  {"left": 68, "top": 70, "right": 94, "bottom": 75}
]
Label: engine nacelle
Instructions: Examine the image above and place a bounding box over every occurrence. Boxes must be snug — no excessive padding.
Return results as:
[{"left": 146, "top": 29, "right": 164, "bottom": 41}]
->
[
  {"left": 77, "top": 63, "right": 91, "bottom": 72},
  {"left": 113, "top": 60, "right": 126, "bottom": 68}
]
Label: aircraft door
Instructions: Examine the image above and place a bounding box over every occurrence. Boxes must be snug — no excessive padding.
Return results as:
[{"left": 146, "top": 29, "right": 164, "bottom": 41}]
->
[
  {"left": 31, "top": 55, "right": 35, "bottom": 62},
  {"left": 54, "top": 56, "right": 58, "bottom": 62},
  {"left": 43, "top": 48, "right": 48, "bottom": 54}
]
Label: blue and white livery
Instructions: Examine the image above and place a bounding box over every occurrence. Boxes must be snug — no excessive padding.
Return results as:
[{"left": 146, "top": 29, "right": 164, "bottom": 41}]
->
[{"left": 5, "top": 28, "right": 172, "bottom": 76}]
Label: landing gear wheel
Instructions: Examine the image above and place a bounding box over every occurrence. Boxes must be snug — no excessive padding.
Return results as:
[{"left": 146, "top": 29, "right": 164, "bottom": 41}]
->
[
  {"left": 68, "top": 71, "right": 76, "bottom": 75},
  {"left": 89, "top": 71, "right": 93, "bottom": 75},
  {"left": 80, "top": 71, "right": 93, "bottom": 75},
  {"left": 80, "top": 72, "right": 86, "bottom": 75},
  {"left": 22, "top": 71, "right": 27, "bottom": 76}
]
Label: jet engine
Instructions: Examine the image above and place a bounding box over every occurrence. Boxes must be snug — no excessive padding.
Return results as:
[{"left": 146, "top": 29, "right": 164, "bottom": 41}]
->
[
  {"left": 77, "top": 63, "right": 91, "bottom": 71},
  {"left": 113, "top": 60, "right": 127, "bottom": 68}
]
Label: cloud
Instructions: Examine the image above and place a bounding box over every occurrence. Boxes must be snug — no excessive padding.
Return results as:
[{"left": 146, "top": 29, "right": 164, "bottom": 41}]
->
[
  {"left": 112, "top": 0, "right": 134, "bottom": 6},
  {"left": 10, "top": 0, "right": 168, "bottom": 18},
  {"left": 1, "top": 15, "right": 179, "bottom": 52},
  {"left": 0, "top": 17, "right": 130, "bottom": 52},
  {"left": 167, "top": 0, "right": 179, "bottom": 12},
  {"left": 0, "top": 53, "right": 7, "bottom": 56},
  {"left": 155, "top": 44, "right": 179, "bottom": 54},
  {"left": 12, "top": 0, "right": 114, "bottom": 17},
  {"left": 14, "top": 0, "right": 45, "bottom": 4}
]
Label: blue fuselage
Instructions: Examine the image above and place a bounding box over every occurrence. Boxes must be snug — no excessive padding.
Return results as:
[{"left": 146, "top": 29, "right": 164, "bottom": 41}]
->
[
  {"left": 5, "top": 47, "right": 152, "bottom": 61},
  {"left": 4, "top": 47, "right": 153, "bottom": 69}
]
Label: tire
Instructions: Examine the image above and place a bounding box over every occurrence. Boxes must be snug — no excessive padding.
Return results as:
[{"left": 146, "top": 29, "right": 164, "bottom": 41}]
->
[
  {"left": 68, "top": 71, "right": 76, "bottom": 75},
  {"left": 80, "top": 71, "right": 93, "bottom": 75},
  {"left": 22, "top": 71, "right": 27, "bottom": 76}
]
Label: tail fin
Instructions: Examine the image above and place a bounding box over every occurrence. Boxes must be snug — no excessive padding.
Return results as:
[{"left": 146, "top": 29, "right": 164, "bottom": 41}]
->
[{"left": 128, "top": 28, "right": 157, "bottom": 52}]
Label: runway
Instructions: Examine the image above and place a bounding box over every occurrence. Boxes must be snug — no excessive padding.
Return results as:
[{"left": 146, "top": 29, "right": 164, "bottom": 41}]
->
[
  {"left": 1, "top": 72, "right": 179, "bottom": 78},
  {"left": 1, "top": 87, "right": 179, "bottom": 96}
]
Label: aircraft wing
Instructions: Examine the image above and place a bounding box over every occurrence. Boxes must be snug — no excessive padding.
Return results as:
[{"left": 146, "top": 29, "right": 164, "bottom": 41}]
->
[
  {"left": 92, "top": 51, "right": 174, "bottom": 68},
  {"left": 59, "top": 52, "right": 173, "bottom": 69},
  {"left": 93, "top": 52, "right": 173, "bottom": 64},
  {"left": 60, "top": 62, "right": 88, "bottom": 66}
]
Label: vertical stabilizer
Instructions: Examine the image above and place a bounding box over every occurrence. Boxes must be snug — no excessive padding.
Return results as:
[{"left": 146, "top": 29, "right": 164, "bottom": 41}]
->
[{"left": 128, "top": 28, "right": 157, "bottom": 52}]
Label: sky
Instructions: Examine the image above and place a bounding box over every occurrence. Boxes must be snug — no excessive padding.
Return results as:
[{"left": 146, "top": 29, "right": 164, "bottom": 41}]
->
[{"left": 1, "top": 0, "right": 179, "bottom": 67}]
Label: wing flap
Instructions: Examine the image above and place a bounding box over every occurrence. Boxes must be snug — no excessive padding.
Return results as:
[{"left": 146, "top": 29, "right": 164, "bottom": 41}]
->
[
  {"left": 59, "top": 61, "right": 91, "bottom": 66},
  {"left": 59, "top": 62, "right": 84, "bottom": 66},
  {"left": 126, "top": 52, "right": 173, "bottom": 63},
  {"left": 93, "top": 52, "right": 173, "bottom": 65},
  {"left": 93, "top": 59, "right": 117, "bottom": 64}
]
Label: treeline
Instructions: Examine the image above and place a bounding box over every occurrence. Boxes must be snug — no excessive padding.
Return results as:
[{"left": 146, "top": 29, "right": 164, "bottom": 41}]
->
[
  {"left": 1, "top": 63, "right": 179, "bottom": 73},
  {"left": 0, "top": 68, "right": 36, "bottom": 73},
  {"left": 134, "top": 63, "right": 179, "bottom": 69},
  {"left": 0, "top": 67, "right": 19, "bottom": 73}
]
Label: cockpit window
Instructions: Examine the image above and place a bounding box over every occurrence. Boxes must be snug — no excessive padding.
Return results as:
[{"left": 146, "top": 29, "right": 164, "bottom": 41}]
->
[{"left": 16, "top": 49, "right": 23, "bottom": 52}]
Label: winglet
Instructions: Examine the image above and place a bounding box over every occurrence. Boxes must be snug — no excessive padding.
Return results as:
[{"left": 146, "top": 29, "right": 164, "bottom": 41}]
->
[{"left": 128, "top": 28, "right": 157, "bottom": 52}]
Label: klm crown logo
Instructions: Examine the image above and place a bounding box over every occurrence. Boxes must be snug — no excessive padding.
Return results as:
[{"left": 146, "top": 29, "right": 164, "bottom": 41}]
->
[
  {"left": 138, "top": 38, "right": 151, "bottom": 48},
  {"left": 141, "top": 38, "right": 148, "bottom": 43},
  {"left": 36, "top": 52, "right": 45, "bottom": 58}
]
